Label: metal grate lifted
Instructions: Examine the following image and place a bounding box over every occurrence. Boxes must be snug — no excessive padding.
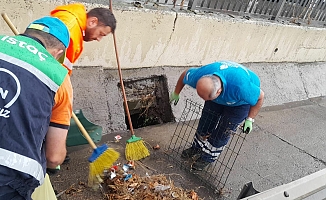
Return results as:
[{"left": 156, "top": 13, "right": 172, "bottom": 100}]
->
[{"left": 166, "top": 99, "right": 248, "bottom": 195}]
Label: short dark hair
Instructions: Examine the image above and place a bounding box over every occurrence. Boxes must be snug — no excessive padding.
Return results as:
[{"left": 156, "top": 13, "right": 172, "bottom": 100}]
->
[
  {"left": 87, "top": 8, "right": 117, "bottom": 33},
  {"left": 24, "top": 28, "right": 65, "bottom": 51}
]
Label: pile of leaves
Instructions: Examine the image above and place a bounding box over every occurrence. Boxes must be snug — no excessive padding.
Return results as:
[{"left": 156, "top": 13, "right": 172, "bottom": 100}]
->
[{"left": 102, "top": 171, "right": 201, "bottom": 200}]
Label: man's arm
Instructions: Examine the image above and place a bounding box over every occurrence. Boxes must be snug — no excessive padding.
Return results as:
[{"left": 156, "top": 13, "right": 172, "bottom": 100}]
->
[
  {"left": 247, "top": 89, "right": 265, "bottom": 119},
  {"left": 174, "top": 70, "right": 187, "bottom": 94},
  {"left": 45, "top": 127, "right": 68, "bottom": 168},
  {"left": 46, "top": 75, "right": 73, "bottom": 168},
  {"left": 170, "top": 70, "right": 187, "bottom": 105}
]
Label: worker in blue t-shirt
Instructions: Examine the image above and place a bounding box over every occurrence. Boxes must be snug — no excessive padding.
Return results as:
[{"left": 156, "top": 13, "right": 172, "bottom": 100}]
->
[{"left": 170, "top": 60, "right": 265, "bottom": 171}]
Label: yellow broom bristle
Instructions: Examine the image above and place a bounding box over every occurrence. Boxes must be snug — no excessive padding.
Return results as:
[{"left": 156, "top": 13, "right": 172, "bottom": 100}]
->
[
  {"left": 88, "top": 148, "right": 120, "bottom": 185},
  {"left": 125, "top": 139, "right": 150, "bottom": 161},
  {"left": 88, "top": 164, "right": 97, "bottom": 187}
]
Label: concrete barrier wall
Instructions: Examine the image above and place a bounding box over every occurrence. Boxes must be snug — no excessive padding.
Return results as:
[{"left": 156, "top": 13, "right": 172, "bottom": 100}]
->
[
  {"left": 2, "top": 0, "right": 326, "bottom": 132},
  {"left": 71, "top": 62, "right": 326, "bottom": 132},
  {"left": 2, "top": 0, "right": 326, "bottom": 68}
]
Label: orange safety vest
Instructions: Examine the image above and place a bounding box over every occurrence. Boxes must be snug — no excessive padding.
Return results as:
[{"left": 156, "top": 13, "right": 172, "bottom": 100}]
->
[{"left": 50, "top": 3, "right": 87, "bottom": 75}]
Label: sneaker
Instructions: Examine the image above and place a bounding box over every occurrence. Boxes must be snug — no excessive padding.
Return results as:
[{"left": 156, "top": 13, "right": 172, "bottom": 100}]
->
[
  {"left": 181, "top": 147, "right": 200, "bottom": 159},
  {"left": 192, "top": 158, "right": 210, "bottom": 171}
]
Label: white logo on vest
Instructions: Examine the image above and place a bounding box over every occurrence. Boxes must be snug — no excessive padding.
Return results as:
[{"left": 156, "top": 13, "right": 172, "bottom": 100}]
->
[{"left": 0, "top": 68, "right": 21, "bottom": 118}]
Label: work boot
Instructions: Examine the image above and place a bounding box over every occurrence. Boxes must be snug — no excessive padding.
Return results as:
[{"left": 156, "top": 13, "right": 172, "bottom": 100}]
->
[
  {"left": 181, "top": 147, "right": 200, "bottom": 159},
  {"left": 192, "top": 158, "right": 210, "bottom": 171}
]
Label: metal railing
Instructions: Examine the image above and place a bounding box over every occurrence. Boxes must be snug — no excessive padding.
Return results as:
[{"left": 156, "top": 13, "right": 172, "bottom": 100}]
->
[
  {"left": 144, "top": 0, "right": 326, "bottom": 27},
  {"left": 187, "top": 0, "right": 326, "bottom": 26}
]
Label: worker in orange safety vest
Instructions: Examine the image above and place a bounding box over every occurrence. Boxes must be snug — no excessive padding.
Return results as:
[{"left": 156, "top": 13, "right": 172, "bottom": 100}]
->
[
  {"left": 50, "top": 3, "right": 117, "bottom": 75},
  {"left": 47, "top": 3, "right": 117, "bottom": 172},
  {"left": 31, "top": 4, "right": 117, "bottom": 199}
]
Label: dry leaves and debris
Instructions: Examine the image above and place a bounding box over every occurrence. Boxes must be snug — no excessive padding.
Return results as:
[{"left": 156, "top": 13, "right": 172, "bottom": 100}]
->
[
  {"left": 59, "top": 182, "right": 87, "bottom": 197},
  {"left": 102, "top": 171, "right": 201, "bottom": 200}
]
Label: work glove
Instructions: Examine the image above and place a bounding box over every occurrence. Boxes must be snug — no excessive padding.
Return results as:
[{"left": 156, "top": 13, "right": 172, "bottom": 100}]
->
[
  {"left": 46, "top": 165, "right": 60, "bottom": 175},
  {"left": 243, "top": 118, "right": 254, "bottom": 134},
  {"left": 169, "top": 92, "right": 180, "bottom": 105}
]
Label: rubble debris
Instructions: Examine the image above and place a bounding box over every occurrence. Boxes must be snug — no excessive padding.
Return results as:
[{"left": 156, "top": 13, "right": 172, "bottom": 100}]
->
[
  {"left": 102, "top": 166, "right": 202, "bottom": 200},
  {"left": 114, "top": 135, "right": 122, "bottom": 142},
  {"left": 153, "top": 144, "right": 160, "bottom": 150}
]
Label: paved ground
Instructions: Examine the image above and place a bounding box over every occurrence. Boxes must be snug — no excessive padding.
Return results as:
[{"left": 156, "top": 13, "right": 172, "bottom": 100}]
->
[{"left": 51, "top": 96, "right": 326, "bottom": 199}]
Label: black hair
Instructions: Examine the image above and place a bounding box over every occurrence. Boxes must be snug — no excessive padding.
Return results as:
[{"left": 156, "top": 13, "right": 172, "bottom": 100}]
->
[
  {"left": 87, "top": 8, "right": 117, "bottom": 32},
  {"left": 24, "top": 28, "right": 65, "bottom": 51}
]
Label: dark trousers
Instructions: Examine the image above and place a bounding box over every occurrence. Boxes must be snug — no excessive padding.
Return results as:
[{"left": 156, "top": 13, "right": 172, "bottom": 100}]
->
[
  {"left": 0, "top": 167, "right": 37, "bottom": 200},
  {"left": 192, "top": 101, "right": 250, "bottom": 162},
  {"left": 0, "top": 185, "right": 33, "bottom": 200}
]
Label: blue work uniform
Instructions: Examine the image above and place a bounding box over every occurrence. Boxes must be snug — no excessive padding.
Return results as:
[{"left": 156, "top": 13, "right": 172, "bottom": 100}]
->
[
  {"left": 183, "top": 61, "right": 261, "bottom": 162},
  {"left": 0, "top": 35, "right": 68, "bottom": 199}
]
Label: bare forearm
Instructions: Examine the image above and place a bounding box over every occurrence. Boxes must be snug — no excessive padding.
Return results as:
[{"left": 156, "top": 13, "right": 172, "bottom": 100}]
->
[
  {"left": 248, "top": 89, "right": 264, "bottom": 119},
  {"left": 46, "top": 126, "right": 68, "bottom": 168},
  {"left": 47, "top": 151, "right": 66, "bottom": 169},
  {"left": 174, "top": 70, "right": 187, "bottom": 94}
]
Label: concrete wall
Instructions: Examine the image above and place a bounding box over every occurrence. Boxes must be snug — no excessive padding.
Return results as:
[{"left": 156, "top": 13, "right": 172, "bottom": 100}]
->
[
  {"left": 2, "top": 0, "right": 326, "bottom": 133},
  {"left": 71, "top": 62, "right": 326, "bottom": 132},
  {"left": 2, "top": 0, "right": 326, "bottom": 68}
]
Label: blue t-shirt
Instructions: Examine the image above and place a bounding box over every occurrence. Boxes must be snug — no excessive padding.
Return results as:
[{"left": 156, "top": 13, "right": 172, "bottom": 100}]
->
[{"left": 183, "top": 61, "right": 261, "bottom": 106}]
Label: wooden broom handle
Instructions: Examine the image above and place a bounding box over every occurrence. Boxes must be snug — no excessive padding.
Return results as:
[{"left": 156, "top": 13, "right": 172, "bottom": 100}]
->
[
  {"left": 109, "top": 1, "right": 135, "bottom": 136},
  {"left": 71, "top": 112, "right": 97, "bottom": 149},
  {"left": 0, "top": 13, "right": 98, "bottom": 150},
  {"left": 1, "top": 13, "right": 19, "bottom": 35}
]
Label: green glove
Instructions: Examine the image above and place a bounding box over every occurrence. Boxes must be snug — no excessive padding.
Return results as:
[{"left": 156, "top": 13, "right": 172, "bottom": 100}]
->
[
  {"left": 243, "top": 118, "right": 253, "bottom": 134},
  {"left": 169, "top": 92, "right": 180, "bottom": 105}
]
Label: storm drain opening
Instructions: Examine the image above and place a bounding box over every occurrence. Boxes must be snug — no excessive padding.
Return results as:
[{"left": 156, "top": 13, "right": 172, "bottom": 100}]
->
[{"left": 118, "top": 75, "right": 174, "bottom": 129}]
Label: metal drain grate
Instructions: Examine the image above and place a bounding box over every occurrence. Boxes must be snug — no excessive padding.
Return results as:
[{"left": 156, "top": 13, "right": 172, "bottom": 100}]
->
[{"left": 167, "top": 99, "right": 248, "bottom": 193}]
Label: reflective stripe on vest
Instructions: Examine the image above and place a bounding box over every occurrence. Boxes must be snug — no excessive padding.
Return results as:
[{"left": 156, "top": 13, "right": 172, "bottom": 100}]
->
[
  {"left": 0, "top": 52, "right": 59, "bottom": 92},
  {"left": 63, "top": 57, "right": 73, "bottom": 70},
  {"left": 0, "top": 148, "right": 44, "bottom": 185}
]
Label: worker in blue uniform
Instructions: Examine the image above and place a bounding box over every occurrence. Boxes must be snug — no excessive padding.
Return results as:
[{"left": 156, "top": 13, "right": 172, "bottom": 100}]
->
[{"left": 170, "top": 60, "right": 265, "bottom": 171}]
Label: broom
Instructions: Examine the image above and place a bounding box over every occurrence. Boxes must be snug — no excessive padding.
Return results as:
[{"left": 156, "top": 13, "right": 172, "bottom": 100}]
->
[
  {"left": 108, "top": 1, "right": 150, "bottom": 161},
  {"left": 1, "top": 13, "right": 119, "bottom": 185},
  {"left": 71, "top": 113, "right": 119, "bottom": 186}
]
